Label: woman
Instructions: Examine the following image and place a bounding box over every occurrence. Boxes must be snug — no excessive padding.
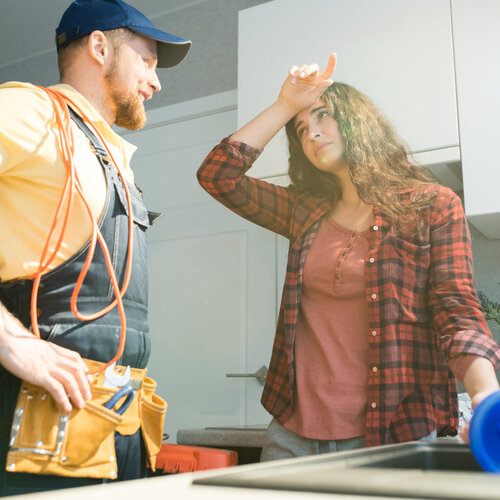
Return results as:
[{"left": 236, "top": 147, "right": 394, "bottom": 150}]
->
[{"left": 197, "top": 54, "right": 500, "bottom": 460}]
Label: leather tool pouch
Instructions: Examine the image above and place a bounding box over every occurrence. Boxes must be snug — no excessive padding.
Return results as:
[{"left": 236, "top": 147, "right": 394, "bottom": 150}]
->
[
  {"left": 6, "top": 381, "right": 124, "bottom": 479},
  {"left": 6, "top": 361, "right": 167, "bottom": 478},
  {"left": 139, "top": 376, "right": 167, "bottom": 471}
]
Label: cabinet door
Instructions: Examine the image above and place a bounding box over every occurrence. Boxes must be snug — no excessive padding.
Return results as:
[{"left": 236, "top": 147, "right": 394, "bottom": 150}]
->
[
  {"left": 238, "top": 0, "right": 459, "bottom": 179},
  {"left": 452, "top": 0, "right": 500, "bottom": 239}
]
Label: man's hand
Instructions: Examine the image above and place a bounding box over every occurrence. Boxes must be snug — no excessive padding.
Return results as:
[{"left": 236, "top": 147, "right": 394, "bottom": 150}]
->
[
  {"left": 0, "top": 306, "right": 91, "bottom": 412},
  {"left": 277, "top": 53, "right": 337, "bottom": 115}
]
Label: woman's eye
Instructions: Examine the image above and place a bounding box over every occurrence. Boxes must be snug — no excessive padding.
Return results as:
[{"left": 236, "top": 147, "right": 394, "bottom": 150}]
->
[
  {"left": 318, "top": 110, "right": 328, "bottom": 119},
  {"left": 297, "top": 128, "right": 306, "bottom": 138}
]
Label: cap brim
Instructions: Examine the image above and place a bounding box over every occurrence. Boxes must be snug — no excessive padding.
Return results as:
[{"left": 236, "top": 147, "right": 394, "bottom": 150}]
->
[{"left": 129, "top": 25, "right": 191, "bottom": 68}]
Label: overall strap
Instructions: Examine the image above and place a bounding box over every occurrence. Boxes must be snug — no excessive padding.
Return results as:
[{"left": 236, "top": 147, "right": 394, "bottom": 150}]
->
[{"left": 68, "top": 107, "right": 110, "bottom": 162}]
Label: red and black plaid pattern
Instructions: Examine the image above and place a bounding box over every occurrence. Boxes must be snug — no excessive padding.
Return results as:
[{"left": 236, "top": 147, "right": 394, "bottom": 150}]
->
[{"left": 197, "top": 138, "right": 500, "bottom": 446}]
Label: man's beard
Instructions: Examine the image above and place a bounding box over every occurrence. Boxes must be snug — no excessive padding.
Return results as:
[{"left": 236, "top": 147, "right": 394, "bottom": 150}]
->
[
  {"left": 111, "top": 92, "right": 146, "bottom": 130},
  {"left": 104, "top": 59, "right": 146, "bottom": 130}
]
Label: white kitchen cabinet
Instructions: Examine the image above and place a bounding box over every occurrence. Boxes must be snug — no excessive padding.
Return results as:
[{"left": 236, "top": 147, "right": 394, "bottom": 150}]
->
[
  {"left": 238, "top": 0, "right": 459, "bottom": 180},
  {"left": 452, "top": 0, "right": 500, "bottom": 239}
]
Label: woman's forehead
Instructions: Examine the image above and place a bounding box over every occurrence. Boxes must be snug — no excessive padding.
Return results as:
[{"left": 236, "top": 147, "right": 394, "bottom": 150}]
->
[{"left": 293, "top": 98, "right": 326, "bottom": 126}]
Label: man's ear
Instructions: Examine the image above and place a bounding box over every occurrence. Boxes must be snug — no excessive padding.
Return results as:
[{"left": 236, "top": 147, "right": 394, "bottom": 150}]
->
[{"left": 87, "top": 31, "right": 109, "bottom": 66}]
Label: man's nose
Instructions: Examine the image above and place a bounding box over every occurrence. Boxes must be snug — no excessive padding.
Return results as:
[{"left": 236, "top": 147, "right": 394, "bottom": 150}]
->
[{"left": 150, "top": 70, "right": 161, "bottom": 93}]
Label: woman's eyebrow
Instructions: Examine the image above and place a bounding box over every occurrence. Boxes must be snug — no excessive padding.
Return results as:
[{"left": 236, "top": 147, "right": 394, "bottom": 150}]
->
[{"left": 294, "top": 106, "right": 328, "bottom": 131}]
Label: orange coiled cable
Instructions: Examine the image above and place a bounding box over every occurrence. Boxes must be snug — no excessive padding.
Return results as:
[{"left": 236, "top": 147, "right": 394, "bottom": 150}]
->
[{"left": 30, "top": 86, "right": 135, "bottom": 374}]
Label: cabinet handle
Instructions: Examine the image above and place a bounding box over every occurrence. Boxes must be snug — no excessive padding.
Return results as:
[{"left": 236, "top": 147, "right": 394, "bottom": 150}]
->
[{"left": 226, "top": 365, "right": 268, "bottom": 386}]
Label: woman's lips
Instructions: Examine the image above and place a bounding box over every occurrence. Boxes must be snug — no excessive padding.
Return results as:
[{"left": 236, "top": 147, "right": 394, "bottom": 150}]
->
[{"left": 315, "top": 142, "right": 331, "bottom": 155}]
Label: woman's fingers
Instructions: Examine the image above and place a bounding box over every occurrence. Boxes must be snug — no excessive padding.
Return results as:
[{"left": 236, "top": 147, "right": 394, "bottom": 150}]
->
[
  {"left": 288, "top": 53, "right": 336, "bottom": 86},
  {"left": 299, "top": 63, "right": 319, "bottom": 79},
  {"left": 280, "top": 53, "right": 337, "bottom": 114},
  {"left": 288, "top": 65, "right": 300, "bottom": 77},
  {"left": 459, "top": 423, "right": 469, "bottom": 444},
  {"left": 289, "top": 63, "right": 320, "bottom": 83},
  {"left": 319, "top": 53, "right": 337, "bottom": 80}
]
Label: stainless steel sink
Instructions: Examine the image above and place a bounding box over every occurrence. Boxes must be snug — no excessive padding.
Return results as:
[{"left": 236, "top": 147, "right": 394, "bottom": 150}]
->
[{"left": 193, "top": 441, "right": 500, "bottom": 499}]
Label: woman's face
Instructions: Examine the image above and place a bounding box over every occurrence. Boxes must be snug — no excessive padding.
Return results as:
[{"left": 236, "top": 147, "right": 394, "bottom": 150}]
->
[{"left": 293, "top": 98, "right": 346, "bottom": 174}]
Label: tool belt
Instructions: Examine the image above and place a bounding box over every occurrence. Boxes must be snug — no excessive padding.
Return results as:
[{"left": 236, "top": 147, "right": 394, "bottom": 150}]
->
[{"left": 5, "top": 359, "right": 167, "bottom": 479}]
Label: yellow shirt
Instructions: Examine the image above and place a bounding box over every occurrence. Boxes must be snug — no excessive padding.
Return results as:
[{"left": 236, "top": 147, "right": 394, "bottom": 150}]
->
[{"left": 0, "top": 82, "right": 137, "bottom": 281}]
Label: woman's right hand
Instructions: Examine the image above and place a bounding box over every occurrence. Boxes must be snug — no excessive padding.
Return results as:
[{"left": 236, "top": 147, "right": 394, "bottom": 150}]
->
[{"left": 277, "top": 53, "right": 337, "bottom": 115}]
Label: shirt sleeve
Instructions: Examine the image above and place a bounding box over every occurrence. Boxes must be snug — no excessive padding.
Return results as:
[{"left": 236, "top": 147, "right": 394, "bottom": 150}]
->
[
  {"left": 197, "top": 137, "right": 298, "bottom": 239},
  {"left": 427, "top": 187, "right": 500, "bottom": 369}
]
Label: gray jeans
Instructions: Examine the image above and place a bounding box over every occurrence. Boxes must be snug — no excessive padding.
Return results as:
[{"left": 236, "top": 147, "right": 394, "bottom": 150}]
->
[
  {"left": 260, "top": 419, "right": 437, "bottom": 462},
  {"left": 260, "top": 420, "right": 366, "bottom": 462}
]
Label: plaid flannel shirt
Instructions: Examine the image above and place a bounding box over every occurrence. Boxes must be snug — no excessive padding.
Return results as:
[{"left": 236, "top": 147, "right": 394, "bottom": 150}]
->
[{"left": 197, "top": 137, "right": 500, "bottom": 446}]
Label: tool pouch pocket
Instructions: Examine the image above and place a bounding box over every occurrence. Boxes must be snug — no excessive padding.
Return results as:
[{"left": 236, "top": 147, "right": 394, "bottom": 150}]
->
[
  {"left": 139, "top": 377, "right": 167, "bottom": 471},
  {"left": 6, "top": 382, "right": 123, "bottom": 479}
]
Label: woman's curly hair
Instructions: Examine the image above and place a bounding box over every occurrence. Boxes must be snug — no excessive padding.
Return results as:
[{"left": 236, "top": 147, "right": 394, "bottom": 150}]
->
[{"left": 285, "top": 82, "right": 436, "bottom": 224}]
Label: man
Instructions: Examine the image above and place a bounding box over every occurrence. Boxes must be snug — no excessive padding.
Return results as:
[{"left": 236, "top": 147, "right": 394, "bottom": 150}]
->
[{"left": 0, "top": 0, "right": 190, "bottom": 494}]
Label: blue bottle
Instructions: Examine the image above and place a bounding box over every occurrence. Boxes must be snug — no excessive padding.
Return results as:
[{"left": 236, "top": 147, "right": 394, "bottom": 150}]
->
[{"left": 469, "top": 391, "right": 500, "bottom": 473}]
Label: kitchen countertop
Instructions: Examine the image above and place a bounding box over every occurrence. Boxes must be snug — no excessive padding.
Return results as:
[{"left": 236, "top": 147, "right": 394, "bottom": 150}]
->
[
  {"left": 10, "top": 440, "right": 500, "bottom": 500},
  {"left": 5, "top": 457, "right": 421, "bottom": 500},
  {"left": 12, "top": 439, "right": 500, "bottom": 500},
  {"left": 8, "top": 472, "right": 390, "bottom": 500}
]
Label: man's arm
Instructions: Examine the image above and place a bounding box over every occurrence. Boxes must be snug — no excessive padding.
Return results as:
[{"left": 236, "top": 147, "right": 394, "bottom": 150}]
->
[{"left": 0, "top": 303, "right": 91, "bottom": 412}]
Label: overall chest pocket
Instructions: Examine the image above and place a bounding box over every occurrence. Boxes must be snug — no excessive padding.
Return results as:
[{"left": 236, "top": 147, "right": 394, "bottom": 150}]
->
[{"left": 113, "top": 177, "right": 151, "bottom": 230}]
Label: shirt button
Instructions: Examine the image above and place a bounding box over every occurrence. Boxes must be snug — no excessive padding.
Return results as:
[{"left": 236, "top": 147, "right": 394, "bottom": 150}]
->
[
  {"left": 373, "top": 225, "right": 379, "bottom": 231},
  {"left": 371, "top": 330, "right": 377, "bottom": 336},
  {"left": 369, "top": 258, "right": 375, "bottom": 263},
  {"left": 371, "top": 402, "right": 377, "bottom": 409},
  {"left": 372, "top": 366, "right": 378, "bottom": 372},
  {"left": 371, "top": 293, "right": 377, "bottom": 300}
]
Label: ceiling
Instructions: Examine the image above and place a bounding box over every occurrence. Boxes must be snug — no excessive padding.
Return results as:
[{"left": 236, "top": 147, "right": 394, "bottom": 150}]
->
[{"left": 0, "top": 0, "right": 202, "bottom": 69}]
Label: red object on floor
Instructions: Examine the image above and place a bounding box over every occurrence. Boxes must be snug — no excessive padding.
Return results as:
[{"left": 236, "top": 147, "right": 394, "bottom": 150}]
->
[{"left": 155, "top": 444, "right": 238, "bottom": 473}]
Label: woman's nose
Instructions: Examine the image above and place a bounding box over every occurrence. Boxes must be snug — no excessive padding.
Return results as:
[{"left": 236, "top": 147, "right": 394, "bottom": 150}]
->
[{"left": 308, "top": 129, "right": 321, "bottom": 140}]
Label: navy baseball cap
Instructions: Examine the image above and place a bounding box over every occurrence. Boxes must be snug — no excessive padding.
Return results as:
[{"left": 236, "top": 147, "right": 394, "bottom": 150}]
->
[{"left": 55, "top": 0, "right": 191, "bottom": 68}]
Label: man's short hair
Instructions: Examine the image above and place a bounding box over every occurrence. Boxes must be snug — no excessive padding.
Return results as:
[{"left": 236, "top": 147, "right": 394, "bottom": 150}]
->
[{"left": 57, "top": 27, "right": 135, "bottom": 78}]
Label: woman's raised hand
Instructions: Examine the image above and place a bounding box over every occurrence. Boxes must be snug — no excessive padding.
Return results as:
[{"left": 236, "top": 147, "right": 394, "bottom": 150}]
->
[
  {"left": 229, "top": 53, "right": 337, "bottom": 149},
  {"left": 277, "top": 53, "right": 337, "bottom": 115}
]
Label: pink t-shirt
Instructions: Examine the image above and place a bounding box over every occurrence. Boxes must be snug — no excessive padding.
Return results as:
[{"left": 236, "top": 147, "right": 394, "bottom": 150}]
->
[{"left": 285, "top": 215, "right": 370, "bottom": 440}]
